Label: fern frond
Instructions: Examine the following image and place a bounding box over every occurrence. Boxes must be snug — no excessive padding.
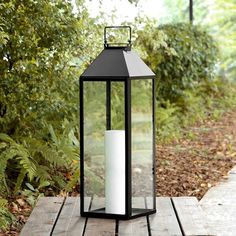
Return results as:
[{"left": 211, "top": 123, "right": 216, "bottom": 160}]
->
[
  {"left": 0, "top": 198, "right": 15, "bottom": 231},
  {"left": 68, "top": 129, "right": 80, "bottom": 147},
  {"left": 46, "top": 122, "right": 80, "bottom": 166},
  {"left": 0, "top": 142, "right": 7, "bottom": 149},
  {"left": 0, "top": 133, "right": 37, "bottom": 190},
  {"left": 24, "top": 138, "right": 65, "bottom": 167},
  {"left": 16, "top": 155, "right": 37, "bottom": 181},
  {"left": 34, "top": 164, "right": 51, "bottom": 183},
  {"left": 0, "top": 133, "right": 14, "bottom": 143},
  {"left": 0, "top": 198, "right": 7, "bottom": 208},
  {"left": 14, "top": 168, "right": 27, "bottom": 194},
  {"left": 51, "top": 171, "right": 68, "bottom": 189},
  {"left": 58, "top": 145, "right": 79, "bottom": 164},
  {"left": 64, "top": 167, "right": 80, "bottom": 193},
  {"left": 48, "top": 124, "right": 58, "bottom": 145},
  {"left": 0, "top": 145, "right": 20, "bottom": 195}
]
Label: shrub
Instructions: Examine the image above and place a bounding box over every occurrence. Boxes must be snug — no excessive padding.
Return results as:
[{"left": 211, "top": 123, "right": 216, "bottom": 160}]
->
[
  {"left": 157, "top": 23, "right": 218, "bottom": 102},
  {"left": 136, "top": 22, "right": 219, "bottom": 103},
  {"left": 136, "top": 21, "right": 236, "bottom": 143}
]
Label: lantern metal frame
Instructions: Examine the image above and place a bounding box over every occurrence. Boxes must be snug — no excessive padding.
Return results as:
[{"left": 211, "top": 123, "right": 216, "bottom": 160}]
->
[{"left": 79, "top": 26, "right": 156, "bottom": 220}]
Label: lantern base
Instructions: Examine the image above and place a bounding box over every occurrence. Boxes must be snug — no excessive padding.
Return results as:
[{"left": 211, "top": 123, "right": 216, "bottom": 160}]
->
[{"left": 81, "top": 208, "right": 156, "bottom": 220}]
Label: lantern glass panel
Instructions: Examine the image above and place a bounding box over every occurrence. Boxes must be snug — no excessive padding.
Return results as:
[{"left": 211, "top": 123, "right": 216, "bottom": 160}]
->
[
  {"left": 131, "top": 79, "right": 154, "bottom": 210},
  {"left": 83, "top": 81, "right": 126, "bottom": 215},
  {"left": 83, "top": 81, "right": 106, "bottom": 211}
]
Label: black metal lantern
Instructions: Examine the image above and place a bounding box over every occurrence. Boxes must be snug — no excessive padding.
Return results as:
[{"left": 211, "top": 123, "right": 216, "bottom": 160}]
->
[{"left": 80, "top": 26, "right": 156, "bottom": 220}]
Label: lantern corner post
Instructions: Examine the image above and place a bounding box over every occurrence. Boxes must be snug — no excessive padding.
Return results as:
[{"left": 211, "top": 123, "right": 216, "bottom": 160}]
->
[
  {"left": 125, "top": 78, "right": 132, "bottom": 219},
  {"left": 79, "top": 77, "right": 85, "bottom": 216},
  {"left": 152, "top": 77, "right": 157, "bottom": 211},
  {"left": 106, "top": 80, "right": 111, "bottom": 130}
]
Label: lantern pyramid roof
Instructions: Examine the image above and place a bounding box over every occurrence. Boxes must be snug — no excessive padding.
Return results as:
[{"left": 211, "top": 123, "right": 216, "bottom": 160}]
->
[{"left": 80, "top": 48, "right": 155, "bottom": 79}]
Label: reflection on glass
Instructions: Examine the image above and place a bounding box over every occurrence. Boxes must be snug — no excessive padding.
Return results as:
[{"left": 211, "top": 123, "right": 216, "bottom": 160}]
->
[
  {"left": 131, "top": 79, "right": 153, "bottom": 210},
  {"left": 111, "top": 82, "right": 125, "bottom": 130},
  {"left": 84, "top": 82, "right": 106, "bottom": 205}
]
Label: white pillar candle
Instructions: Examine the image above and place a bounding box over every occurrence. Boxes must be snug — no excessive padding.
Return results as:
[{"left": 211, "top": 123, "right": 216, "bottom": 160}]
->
[{"left": 105, "top": 130, "right": 125, "bottom": 214}]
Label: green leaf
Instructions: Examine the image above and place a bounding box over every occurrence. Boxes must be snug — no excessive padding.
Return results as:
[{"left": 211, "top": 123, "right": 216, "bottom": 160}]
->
[{"left": 25, "top": 183, "right": 35, "bottom": 192}]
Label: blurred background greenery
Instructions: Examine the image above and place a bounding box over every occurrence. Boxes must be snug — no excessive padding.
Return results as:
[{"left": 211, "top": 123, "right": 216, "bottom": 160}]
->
[{"left": 1, "top": 0, "right": 236, "bottom": 231}]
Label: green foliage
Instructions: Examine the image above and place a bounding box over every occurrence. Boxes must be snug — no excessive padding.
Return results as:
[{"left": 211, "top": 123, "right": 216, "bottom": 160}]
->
[
  {"left": 161, "top": 0, "right": 210, "bottom": 24},
  {"left": 155, "top": 79, "right": 236, "bottom": 143},
  {"left": 0, "top": 133, "right": 36, "bottom": 196},
  {"left": 47, "top": 120, "right": 80, "bottom": 193},
  {"left": 0, "top": 0, "right": 96, "bottom": 204},
  {"left": 154, "top": 23, "right": 217, "bottom": 102},
  {"left": 0, "top": 198, "right": 15, "bottom": 232},
  {"left": 135, "top": 20, "right": 236, "bottom": 143},
  {"left": 0, "top": 0, "right": 88, "bottom": 135},
  {"left": 64, "top": 167, "right": 80, "bottom": 193},
  {"left": 135, "top": 18, "right": 176, "bottom": 68},
  {"left": 136, "top": 21, "right": 216, "bottom": 104},
  {"left": 21, "top": 183, "right": 44, "bottom": 207},
  {"left": 161, "top": 0, "right": 189, "bottom": 23},
  {"left": 0, "top": 119, "right": 80, "bottom": 197},
  {"left": 156, "top": 101, "right": 181, "bottom": 142},
  {"left": 210, "top": 0, "right": 236, "bottom": 80},
  {"left": 176, "top": 89, "right": 206, "bottom": 125}
]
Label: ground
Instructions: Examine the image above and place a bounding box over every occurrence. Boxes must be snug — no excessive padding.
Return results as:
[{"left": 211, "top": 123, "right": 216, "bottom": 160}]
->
[
  {"left": 2, "top": 108, "right": 236, "bottom": 235},
  {"left": 156, "top": 109, "right": 236, "bottom": 200}
]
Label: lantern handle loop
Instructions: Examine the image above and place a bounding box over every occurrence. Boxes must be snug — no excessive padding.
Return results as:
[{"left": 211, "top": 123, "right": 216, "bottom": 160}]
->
[{"left": 104, "top": 26, "right": 131, "bottom": 50}]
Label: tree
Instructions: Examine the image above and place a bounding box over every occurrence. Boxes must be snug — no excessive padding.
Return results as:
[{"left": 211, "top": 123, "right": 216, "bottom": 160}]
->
[
  {"left": 161, "top": 0, "right": 236, "bottom": 80},
  {"left": 0, "top": 0, "right": 95, "bottom": 135},
  {"left": 161, "top": 0, "right": 210, "bottom": 25},
  {"left": 209, "top": 0, "right": 236, "bottom": 80},
  {"left": 0, "top": 0, "right": 102, "bottom": 196}
]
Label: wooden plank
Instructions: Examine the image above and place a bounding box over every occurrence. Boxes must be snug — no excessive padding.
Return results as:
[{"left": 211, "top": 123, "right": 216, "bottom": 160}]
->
[
  {"left": 200, "top": 203, "right": 236, "bottom": 236},
  {"left": 84, "top": 198, "right": 116, "bottom": 236},
  {"left": 200, "top": 167, "right": 236, "bottom": 206},
  {"left": 21, "top": 196, "right": 216, "bottom": 236},
  {"left": 148, "top": 197, "right": 182, "bottom": 236},
  {"left": 200, "top": 168, "right": 236, "bottom": 236},
  {"left": 172, "top": 197, "right": 211, "bottom": 236},
  {"left": 118, "top": 198, "right": 149, "bottom": 236},
  {"left": 20, "top": 197, "right": 64, "bottom": 236},
  {"left": 52, "top": 197, "right": 90, "bottom": 236}
]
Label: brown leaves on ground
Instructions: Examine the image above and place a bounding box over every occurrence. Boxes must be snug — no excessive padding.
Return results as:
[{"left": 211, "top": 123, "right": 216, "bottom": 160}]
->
[
  {"left": 156, "top": 109, "right": 236, "bottom": 200},
  {"left": 1, "top": 198, "right": 32, "bottom": 236}
]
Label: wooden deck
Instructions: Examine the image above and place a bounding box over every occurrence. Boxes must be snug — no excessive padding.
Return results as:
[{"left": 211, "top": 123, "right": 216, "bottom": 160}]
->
[{"left": 20, "top": 197, "right": 213, "bottom": 236}]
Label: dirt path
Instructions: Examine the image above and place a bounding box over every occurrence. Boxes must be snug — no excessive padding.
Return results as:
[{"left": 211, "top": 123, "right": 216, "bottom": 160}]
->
[{"left": 156, "top": 109, "right": 236, "bottom": 200}]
